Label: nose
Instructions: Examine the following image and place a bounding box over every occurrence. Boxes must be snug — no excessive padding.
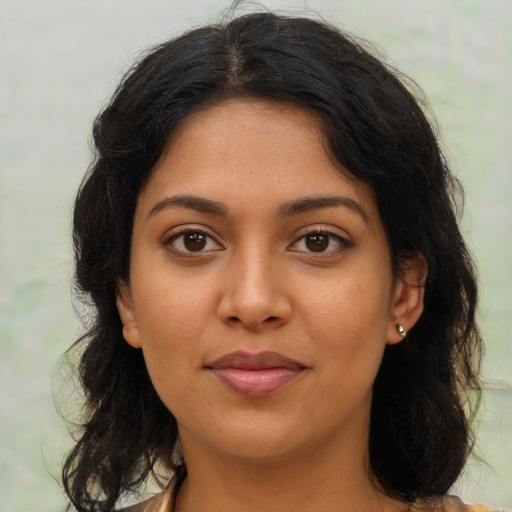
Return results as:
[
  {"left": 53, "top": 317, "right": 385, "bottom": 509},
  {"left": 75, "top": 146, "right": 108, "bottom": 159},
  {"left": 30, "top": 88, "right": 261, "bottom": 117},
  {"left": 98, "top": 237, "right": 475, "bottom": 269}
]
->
[{"left": 217, "top": 248, "right": 292, "bottom": 331}]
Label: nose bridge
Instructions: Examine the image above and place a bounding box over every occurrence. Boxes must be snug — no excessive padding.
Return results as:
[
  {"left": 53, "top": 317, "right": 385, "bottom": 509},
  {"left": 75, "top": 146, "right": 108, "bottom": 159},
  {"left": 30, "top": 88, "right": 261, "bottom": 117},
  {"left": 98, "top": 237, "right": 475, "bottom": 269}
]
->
[{"left": 218, "top": 241, "right": 291, "bottom": 329}]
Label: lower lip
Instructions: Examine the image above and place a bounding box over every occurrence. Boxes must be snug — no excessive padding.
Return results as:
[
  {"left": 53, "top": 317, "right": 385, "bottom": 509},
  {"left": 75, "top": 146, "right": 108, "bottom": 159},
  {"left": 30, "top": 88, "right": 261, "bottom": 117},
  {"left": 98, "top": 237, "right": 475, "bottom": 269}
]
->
[{"left": 209, "top": 368, "right": 304, "bottom": 397}]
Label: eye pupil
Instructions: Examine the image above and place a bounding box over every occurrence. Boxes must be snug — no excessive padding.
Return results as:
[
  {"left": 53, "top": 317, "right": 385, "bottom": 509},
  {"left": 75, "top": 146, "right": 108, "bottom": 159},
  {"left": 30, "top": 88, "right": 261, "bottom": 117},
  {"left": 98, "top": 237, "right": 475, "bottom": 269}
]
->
[
  {"left": 306, "top": 234, "right": 329, "bottom": 252},
  {"left": 184, "top": 233, "right": 207, "bottom": 251}
]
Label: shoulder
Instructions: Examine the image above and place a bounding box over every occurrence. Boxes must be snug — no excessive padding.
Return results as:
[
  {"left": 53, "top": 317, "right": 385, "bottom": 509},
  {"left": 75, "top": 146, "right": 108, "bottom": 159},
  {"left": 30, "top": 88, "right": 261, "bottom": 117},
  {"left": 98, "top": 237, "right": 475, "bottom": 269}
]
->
[
  {"left": 117, "top": 486, "right": 172, "bottom": 512},
  {"left": 410, "top": 495, "right": 507, "bottom": 512},
  {"left": 117, "top": 496, "right": 158, "bottom": 512}
]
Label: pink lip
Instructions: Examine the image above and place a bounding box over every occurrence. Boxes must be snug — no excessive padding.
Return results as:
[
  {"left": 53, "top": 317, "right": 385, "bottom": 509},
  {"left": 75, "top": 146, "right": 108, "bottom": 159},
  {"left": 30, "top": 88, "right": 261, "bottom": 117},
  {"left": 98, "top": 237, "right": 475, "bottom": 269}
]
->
[{"left": 207, "top": 351, "right": 306, "bottom": 397}]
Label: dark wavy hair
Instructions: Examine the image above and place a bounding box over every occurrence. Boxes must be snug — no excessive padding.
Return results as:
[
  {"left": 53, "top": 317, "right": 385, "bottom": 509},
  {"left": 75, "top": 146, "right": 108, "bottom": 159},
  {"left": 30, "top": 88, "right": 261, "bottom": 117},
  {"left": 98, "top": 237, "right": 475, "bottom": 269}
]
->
[{"left": 63, "top": 11, "right": 482, "bottom": 512}]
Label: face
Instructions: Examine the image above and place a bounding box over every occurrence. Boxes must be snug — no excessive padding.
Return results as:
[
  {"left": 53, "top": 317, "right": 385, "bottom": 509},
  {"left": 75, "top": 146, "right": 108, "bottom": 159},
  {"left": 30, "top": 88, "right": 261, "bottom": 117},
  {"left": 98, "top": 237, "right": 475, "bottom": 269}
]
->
[{"left": 117, "top": 99, "right": 424, "bottom": 465}]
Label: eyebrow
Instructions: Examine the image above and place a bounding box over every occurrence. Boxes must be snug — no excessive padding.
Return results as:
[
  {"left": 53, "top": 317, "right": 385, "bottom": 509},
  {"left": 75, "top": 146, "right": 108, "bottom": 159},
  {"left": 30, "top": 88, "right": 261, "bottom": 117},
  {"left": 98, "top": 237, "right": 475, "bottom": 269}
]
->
[
  {"left": 147, "top": 193, "right": 369, "bottom": 224},
  {"left": 278, "top": 195, "right": 370, "bottom": 224},
  {"left": 147, "top": 195, "right": 229, "bottom": 219}
]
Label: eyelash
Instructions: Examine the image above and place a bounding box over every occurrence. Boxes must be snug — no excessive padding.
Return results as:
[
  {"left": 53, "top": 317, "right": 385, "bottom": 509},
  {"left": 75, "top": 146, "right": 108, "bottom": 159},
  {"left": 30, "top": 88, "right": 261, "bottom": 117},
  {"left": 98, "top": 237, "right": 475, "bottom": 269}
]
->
[
  {"left": 163, "top": 227, "right": 353, "bottom": 256},
  {"left": 163, "top": 227, "right": 223, "bottom": 256},
  {"left": 289, "top": 228, "right": 353, "bottom": 256}
]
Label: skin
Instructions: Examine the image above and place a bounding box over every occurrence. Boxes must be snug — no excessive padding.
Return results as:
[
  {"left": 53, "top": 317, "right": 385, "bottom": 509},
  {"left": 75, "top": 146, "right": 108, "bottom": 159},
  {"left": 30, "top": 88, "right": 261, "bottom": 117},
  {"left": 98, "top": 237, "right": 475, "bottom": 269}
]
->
[{"left": 117, "top": 99, "right": 426, "bottom": 512}]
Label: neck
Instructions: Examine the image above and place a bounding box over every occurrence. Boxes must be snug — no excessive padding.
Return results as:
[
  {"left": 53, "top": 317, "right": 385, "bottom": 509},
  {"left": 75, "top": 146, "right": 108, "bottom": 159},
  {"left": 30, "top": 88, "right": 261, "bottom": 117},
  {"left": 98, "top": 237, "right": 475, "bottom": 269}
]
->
[{"left": 174, "top": 428, "right": 408, "bottom": 512}]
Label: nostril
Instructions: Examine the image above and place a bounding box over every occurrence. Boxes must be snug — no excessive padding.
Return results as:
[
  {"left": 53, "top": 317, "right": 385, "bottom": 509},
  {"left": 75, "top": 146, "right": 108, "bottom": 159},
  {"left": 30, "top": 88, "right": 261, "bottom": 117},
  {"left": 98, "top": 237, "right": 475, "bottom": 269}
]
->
[{"left": 225, "top": 315, "right": 280, "bottom": 327}]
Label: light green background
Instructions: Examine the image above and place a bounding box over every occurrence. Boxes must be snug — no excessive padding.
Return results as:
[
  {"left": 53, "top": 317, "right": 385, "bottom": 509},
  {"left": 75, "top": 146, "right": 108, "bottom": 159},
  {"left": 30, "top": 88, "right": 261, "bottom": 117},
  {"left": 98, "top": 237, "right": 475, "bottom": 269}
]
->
[{"left": 1, "top": 0, "right": 510, "bottom": 510}]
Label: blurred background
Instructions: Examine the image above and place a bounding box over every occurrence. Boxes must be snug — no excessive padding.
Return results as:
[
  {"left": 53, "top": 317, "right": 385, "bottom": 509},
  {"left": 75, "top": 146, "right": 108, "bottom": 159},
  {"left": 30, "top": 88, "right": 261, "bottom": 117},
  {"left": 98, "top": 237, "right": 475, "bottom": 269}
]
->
[{"left": 1, "top": 0, "right": 510, "bottom": 510}]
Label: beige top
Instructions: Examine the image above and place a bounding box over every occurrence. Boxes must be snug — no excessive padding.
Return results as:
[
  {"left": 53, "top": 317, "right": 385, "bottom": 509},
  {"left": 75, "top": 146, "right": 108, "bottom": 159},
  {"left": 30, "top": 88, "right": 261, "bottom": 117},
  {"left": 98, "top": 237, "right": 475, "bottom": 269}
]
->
[
  {"left": 122, "top": 487, "right": 506, "bottom": 512},
  {"left": 411, "top": 495, "right": 506, "bottom": 512}
]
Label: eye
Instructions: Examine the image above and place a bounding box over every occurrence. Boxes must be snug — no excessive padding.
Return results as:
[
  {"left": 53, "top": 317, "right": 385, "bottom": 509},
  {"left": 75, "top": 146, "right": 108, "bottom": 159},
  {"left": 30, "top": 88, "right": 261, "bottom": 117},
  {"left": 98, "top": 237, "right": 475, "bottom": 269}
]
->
[
  {"left": 164, "top": 229, "right": 223, "bottom": 255},
  {"left": 290, "top": 230, "right": 352, "bottom": 254}
]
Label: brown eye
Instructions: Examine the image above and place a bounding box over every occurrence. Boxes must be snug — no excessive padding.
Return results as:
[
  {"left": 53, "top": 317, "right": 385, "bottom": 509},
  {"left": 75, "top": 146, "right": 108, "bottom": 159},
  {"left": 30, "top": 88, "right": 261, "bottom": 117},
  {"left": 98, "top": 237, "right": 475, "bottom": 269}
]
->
[
  {"left": 305, "top": 233, "right": 329, "bottom": 252},
  {"left": 165, "top": 229, "right": 222, "bottom": 255},
  {"left": 289, "top": 230, "right": 352, "bottom": 255},
  {"left": 183, "top": 232, "right": 207, "bottom": 251}
]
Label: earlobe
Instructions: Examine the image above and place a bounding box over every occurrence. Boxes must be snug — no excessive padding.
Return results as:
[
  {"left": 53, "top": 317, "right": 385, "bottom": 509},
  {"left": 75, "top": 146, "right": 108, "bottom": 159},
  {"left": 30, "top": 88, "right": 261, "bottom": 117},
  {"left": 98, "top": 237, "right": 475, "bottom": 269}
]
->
[
  {"left": 387, "top": 254, "right": 428, "bottom": 345},
  {"left": 116, "top": 283, "right": 142, "bottom": 349}
]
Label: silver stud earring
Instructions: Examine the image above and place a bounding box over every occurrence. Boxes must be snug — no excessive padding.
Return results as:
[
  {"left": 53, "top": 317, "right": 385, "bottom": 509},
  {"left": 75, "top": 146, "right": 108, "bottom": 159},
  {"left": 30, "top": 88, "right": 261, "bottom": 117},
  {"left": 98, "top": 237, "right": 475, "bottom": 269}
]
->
[{"left": 396, "top": 323, "right": 407, "bottom": 338}]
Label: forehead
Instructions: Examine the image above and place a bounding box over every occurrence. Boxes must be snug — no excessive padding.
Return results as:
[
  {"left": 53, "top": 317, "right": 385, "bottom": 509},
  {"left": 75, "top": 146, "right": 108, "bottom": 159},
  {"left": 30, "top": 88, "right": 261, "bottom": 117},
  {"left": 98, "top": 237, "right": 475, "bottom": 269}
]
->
[
  {"left": 159, "top": 98, "right": 330, "bottom": 179},
  {"left": 137, "top": 98, "right": 379, "bottom": 222}
]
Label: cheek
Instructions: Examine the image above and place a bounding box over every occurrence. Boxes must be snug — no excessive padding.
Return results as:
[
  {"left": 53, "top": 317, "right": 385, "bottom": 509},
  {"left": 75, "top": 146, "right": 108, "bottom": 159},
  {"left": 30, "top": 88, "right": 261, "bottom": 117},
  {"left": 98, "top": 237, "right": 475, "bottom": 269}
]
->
[
  {"left": 300, "top": 270, "right": 392, "bottom": 379},
  {"left": 302, "top": 270, "right": 392, "bottom": 336},
  {"left": 134, "top": 261, "right": 217, "bottom": 340},
  {"left": 131, "top": 279, "right": 215, "bottom": 389},
  {"left": 134, "top": 298, "right": 205, "bottom": 417}
]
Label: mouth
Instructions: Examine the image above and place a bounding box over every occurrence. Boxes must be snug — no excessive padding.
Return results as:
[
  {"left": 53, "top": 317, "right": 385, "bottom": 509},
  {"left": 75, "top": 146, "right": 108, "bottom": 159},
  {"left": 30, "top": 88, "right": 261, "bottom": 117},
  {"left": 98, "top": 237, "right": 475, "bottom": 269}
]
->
[{"left": 206, "top": 350, "right": 307, "bottom": 397}]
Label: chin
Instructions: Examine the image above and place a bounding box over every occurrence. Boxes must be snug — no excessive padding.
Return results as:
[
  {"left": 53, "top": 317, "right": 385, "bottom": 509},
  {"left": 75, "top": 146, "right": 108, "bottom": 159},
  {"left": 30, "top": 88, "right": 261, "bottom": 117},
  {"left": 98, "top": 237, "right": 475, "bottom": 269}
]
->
[
  {"left": 181, "top": 411, "right": 312, "bottom": 463},
  {"left": 216, "top": 434, "right": 308, "bottom": 464}
]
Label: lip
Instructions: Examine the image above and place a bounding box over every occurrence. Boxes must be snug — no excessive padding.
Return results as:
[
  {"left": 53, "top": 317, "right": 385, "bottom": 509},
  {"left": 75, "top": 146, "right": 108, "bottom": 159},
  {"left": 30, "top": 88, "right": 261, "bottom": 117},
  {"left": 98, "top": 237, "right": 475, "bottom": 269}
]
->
[{"left": 206, "top": 351, "right": 306, "bottom": 397}]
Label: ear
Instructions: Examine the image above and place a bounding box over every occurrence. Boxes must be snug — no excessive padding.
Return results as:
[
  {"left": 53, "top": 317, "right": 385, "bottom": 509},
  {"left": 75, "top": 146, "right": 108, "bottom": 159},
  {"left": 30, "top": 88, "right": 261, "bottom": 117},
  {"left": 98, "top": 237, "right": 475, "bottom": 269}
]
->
[
  {"left": 387, "top": 253, "right": 428, "bottom": 345},
  {"left": 116, "top": 282, "right": 142, "bottom": 348}
]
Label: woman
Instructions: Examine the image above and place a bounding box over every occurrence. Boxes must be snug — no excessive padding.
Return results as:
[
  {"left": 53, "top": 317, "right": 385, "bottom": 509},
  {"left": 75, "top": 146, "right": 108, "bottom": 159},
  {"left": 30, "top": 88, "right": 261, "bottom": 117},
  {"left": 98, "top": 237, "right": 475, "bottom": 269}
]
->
[{"left": 63, "top": 11, "right": 497, "bottom": 512}]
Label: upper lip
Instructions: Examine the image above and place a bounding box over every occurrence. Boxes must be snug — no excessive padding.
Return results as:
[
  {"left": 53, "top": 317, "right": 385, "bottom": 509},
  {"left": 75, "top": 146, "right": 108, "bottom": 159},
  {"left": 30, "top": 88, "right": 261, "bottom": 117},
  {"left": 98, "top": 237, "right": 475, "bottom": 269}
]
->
[{"left": 207, "top": 350, "right": 305, "bottom": 370}]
